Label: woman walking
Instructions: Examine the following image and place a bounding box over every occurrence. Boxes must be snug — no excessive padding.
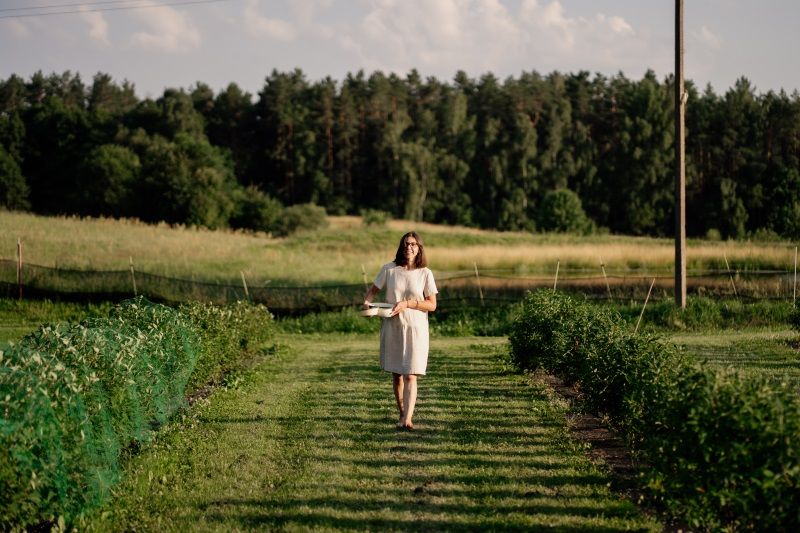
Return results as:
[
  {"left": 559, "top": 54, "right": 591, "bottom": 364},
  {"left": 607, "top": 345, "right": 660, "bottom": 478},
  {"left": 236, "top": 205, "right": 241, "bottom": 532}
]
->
[{"left": 363, "top": 231, "right": 438, "bottom": 430}]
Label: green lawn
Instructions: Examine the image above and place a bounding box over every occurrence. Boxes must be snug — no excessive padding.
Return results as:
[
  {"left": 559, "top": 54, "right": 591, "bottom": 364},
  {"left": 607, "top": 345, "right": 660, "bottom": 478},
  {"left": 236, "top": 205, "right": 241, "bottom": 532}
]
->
[
  {"left": 670, "top": 328, "right": 800, "bottom": 385},
  {"left": 82, "top": 334, "right": 659, "bottom": 531}
]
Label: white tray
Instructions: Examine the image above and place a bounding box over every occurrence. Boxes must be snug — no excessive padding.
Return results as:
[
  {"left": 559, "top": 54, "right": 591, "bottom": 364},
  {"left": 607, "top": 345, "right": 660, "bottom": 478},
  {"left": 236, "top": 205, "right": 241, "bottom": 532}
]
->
[{"left": 359, "top": 302, "right": 393, "bottom": 318}]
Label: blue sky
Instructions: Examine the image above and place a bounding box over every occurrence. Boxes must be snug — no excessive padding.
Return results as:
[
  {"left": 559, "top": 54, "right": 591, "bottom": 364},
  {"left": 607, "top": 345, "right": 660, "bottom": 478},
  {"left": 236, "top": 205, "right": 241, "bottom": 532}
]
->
[{"left": 1, "top": 0, "right": 797, "bottom": 99}]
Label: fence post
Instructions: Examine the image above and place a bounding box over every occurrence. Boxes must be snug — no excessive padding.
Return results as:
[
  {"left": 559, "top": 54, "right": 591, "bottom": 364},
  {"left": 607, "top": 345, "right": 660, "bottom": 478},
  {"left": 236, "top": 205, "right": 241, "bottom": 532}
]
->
[
  {"left": 361, "top": 264, "right": 369, "bottom": 292},
  {"left": 635, "top": 278, "right": 656, "bottom": 334},
  {"left": 16, "top": 238, "right": 22, "bottom": 300},
  {"left": 473, "top": 262, "right": 484, "bottom": 307},
  {"left": 723, "top": 252, "right": 738, "bottom": 298},
  {"left": 553, "top": 260, "right": 560, "bottom": 292},
  {"left": 240, "top": 271, "right": 250, "bottom": 302},
  {"left": 600, "top": 257, "right": 612, "bottom": 299},
  {"left": 129, "top": 256, "right": 137, "bottom": 297},
  {"left": 794, "top": 246, "right": 797, "bottom": 307}
]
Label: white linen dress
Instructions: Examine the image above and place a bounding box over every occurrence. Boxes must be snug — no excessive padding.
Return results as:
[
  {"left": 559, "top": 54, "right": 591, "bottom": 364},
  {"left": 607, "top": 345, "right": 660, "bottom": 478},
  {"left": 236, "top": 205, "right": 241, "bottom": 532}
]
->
[{"left": 373, "top": 262, "right": 438, "bottom": 375}]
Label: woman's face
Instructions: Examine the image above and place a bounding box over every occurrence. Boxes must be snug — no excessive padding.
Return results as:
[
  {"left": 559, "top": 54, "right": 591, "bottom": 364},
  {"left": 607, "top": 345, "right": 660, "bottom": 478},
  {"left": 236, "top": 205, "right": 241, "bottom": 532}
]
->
[{"left": 403, "top": 236, "right": 419, "bottom": 264}]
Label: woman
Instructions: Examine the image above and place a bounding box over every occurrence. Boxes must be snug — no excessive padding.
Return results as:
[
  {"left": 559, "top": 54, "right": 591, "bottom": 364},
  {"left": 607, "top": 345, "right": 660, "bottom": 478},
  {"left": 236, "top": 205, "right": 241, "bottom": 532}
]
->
[{"left": 363, "top": 231, "right": 438, "bottom": 430}]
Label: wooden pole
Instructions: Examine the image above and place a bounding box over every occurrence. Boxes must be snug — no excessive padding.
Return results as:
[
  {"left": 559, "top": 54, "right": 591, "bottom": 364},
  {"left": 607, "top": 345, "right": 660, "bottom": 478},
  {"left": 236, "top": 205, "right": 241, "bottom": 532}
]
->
[
  {"left": 635, "top": 278, "right": 657, "bottom": 334},
  {"left": 553, "top": 260, "right": 560, "bottom": 292},
  {"left": 16, "top": 238, "right": 22, "bottom": 300},
  {"left": 723, "top": 252, "right": 738, "bottom": 297},
  {"left": 240, "top": 271, "right": 250, "bottom": 302},
  {"left": 473, "top": 262, "right": 484, "bottom": 307},
  {"left": 794, "top": 246, "right": 797, "bottom": 307},
  {"left": 674, "top": 0, "right": 687, "bottom": 309},
  {"left": 600, "top": 258, "right": 612, "bottom": 299},
  {"left": 129, "top": 256, "right": 137, "bottom": 297},
  {"left": 361, "top": 264, "right": 369, "bottom": 292}
]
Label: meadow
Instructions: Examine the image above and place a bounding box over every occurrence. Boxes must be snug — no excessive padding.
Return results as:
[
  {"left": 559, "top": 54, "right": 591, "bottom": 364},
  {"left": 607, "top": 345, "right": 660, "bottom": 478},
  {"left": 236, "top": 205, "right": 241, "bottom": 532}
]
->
[
  {"left": 2, "top": 210, "right": 798, "bottom": 286},
  {"left": 3, "top": 211, "right": 800, "bottom": 529}
]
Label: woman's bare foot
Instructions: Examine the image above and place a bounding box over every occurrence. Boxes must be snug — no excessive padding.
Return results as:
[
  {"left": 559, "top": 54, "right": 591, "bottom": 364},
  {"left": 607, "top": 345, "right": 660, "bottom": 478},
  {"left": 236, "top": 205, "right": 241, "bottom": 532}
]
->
[
  {"left": 403, "top": 421, "right": 414, "bottom": 430},
  {"left": 396, "top": 413, "right": 404, "bottom": 428}
]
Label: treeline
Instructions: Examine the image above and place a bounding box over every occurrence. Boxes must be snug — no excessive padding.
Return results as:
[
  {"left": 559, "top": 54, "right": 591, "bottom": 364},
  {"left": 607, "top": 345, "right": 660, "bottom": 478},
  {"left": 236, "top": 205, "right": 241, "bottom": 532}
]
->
[{"left": 1, "top": 69, "right": 799, "bottom": 238}]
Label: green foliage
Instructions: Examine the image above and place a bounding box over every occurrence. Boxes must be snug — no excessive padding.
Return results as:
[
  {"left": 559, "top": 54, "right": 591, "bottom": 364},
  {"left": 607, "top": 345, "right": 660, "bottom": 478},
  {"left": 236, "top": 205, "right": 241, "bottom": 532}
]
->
[
  {"left": 272, "top": 203, "right": 328, "bottom": 236},
  {"left": 4, "top": 69, "right": 800, "bottom": 238},
  {"left": 615, "top": 297, "right": 794, "bottom": 331},
  {"left": 230, "top": 185, "right": 284, "bottom": 233},
  {"left": 0, "top": 297, "right": 274, "bottom": 529},
  {"left": 509, "top": 290, "right": 800, "bottom": 530},
  {"left": 76, "top": 144, "right": 140, "bottom": 217},
  {"left": 360, "top": 208, "right": 391, "bottom": 227},
  {"left": 536, "top": 188, "right": 594, "bottom": 234},
  {"left": 0, "top": 145, "right": 29, "bottom": 210}
]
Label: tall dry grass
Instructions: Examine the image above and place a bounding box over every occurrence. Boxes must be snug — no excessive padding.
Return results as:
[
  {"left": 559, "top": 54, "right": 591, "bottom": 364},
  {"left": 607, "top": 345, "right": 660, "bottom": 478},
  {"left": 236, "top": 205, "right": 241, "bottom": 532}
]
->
[{"left": 2, "top": 210, "right": 796, "bottom": 285}]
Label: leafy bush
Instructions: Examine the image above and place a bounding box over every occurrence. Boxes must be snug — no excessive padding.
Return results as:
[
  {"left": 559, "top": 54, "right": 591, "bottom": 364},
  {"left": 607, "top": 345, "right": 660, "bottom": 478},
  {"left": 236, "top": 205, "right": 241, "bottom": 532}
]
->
[
  {"left": 536, "top": 189, "right": 594, "bottom": 234},
  {"left": 273, "top": 203, "right": 328, "bottom": 236},
  {"left": 229, "top": 185, "right": 284, "bottom": 233},
  {"left": 509, "top": 290, "right": 800, "bottom": 530},
  {"left": 0, "top": 297, "right": 274, "bottom": 530},
  {"left": 360, "top": 208, "right": 391, "bottom": 227}
]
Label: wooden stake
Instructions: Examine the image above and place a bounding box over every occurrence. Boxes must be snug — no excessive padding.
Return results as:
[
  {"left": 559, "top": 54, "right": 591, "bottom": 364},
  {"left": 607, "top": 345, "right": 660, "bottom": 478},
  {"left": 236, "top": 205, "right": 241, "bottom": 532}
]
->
[
  {"left": 473, "top": 262, "right": 484, "bottom": 306},
  {"left": 240, "top": 271, "right": 250, "bottom": 302},
  {"left": 635, "top": 278, "right": 657, "bottom": 334},
  {"left": 129, "top": 256, "right": 137, "bottom": 297},
  {"left": 16, "top": 238, "right": 22, "bottom": 300},
  {"left": 723, "top": 252, "right": 738, "bottom": 297},
  {"left": 553, "top": 260, "right": 560, "bottom": 292},
  {"left": 794, "top": 246, "right": 797, "bottom": 307},
  {"left": 600, "top": 258, "right": 612, "bottom": 299},
  {"left": 361, "top": 264, "right": 369, "bottom": 292}
]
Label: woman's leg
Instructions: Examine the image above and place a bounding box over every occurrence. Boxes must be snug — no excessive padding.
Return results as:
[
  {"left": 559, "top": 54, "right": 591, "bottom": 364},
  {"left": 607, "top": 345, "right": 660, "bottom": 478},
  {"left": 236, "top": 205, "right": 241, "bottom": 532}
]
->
[
  {"left": 401, "top": 374, "right": 417, "bottom": 428},
  {"left": 392, "top": 373, "right": 404, "bottom": 425}
]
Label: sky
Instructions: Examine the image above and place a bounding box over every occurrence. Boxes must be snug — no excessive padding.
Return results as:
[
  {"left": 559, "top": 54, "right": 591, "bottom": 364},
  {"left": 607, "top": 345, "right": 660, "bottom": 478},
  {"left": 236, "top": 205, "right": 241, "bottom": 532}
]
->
[{"left": 1, "top": 0, "right": 798, "bottom": 99}]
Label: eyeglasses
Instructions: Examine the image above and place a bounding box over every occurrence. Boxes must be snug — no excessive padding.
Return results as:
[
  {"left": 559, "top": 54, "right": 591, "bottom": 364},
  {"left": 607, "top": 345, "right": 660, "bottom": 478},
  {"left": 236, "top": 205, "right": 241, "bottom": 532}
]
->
[{"left": 403, "top": 242, "right": 419, "bottom": 248}]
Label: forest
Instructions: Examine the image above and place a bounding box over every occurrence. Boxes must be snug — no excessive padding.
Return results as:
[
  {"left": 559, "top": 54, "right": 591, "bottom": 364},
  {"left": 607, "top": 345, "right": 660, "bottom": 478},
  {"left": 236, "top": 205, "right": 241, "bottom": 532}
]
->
[{"left": 1, "top": 68, "right": 799, "bottom": 238}]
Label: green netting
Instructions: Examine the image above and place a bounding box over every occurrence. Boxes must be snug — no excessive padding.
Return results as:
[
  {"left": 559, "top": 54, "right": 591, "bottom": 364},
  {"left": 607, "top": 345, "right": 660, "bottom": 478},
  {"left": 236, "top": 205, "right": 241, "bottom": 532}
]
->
[{"left": 0, "top": 298, "right": 198, "bottom": 529}]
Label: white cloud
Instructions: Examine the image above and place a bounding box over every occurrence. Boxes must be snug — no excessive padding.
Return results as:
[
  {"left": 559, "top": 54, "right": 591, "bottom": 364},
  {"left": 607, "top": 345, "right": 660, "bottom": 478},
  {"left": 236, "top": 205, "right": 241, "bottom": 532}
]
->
[
  {"left": 336, "top": 0, "right": 648, "bottom": 78},
  {"left": 79, "top": 8, "right": 110, "bottom": 45},
  {"left": 130, "top": 6, "right": 201, "bottom": 52},
  {"left": 696, "top": 25, "right": 721, "bottom": 50},
  {"left": 244, "top": 0, "right": 296, "bottom": 41},
  {"left": 0, "top": 18, "right": 30, "bottom": 38}
]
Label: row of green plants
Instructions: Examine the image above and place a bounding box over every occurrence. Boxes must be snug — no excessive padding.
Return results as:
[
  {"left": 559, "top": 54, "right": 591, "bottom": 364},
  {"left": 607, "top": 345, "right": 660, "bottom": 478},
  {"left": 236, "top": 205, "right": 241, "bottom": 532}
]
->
[
  {"left": 0, "top": 297, "right": 275, "bottom": 531},
  {"left": 508, "top": 290, "right": 800, "bottom": 530},
  {"left": 273, "top": 297, "right": 794, "bottom": 337}
]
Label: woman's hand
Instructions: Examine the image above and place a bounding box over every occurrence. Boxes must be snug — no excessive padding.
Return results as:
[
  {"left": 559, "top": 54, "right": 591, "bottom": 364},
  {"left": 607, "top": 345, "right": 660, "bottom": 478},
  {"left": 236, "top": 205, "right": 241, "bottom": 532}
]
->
[{"left": 390, "top": 300, "right": 408, "bottom": 317}]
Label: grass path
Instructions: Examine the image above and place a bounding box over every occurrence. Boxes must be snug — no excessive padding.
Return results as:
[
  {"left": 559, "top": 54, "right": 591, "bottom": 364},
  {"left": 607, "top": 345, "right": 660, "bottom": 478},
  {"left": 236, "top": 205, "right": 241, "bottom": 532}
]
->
[{"left": 86, "top": 334, "right": 659, "bottom": 531}]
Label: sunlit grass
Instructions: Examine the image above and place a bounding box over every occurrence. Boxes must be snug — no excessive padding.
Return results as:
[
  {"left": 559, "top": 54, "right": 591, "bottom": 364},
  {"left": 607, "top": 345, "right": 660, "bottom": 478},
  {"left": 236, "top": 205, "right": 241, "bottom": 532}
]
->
[
  {"left": 671, "top": 328, "right": 800, "bottom": 386},
  {"left": 83, "top": 334, "right": 660, "bottom": 531},
  {"left": 2, "top": 210, "right": 797, "bottom": 286}
]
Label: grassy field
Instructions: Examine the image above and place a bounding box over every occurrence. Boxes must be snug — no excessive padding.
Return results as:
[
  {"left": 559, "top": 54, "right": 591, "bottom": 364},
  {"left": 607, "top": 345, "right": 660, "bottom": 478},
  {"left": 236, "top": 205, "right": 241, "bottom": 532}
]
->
[
  {"left": 82, "top": 334, "right": 660, "bottom": 531},
  {"left": 2, "top": 210, "right": 798, "bottom": 286},
  {"left": 671, "top": 328, "right": 800, "bottom": 386}
]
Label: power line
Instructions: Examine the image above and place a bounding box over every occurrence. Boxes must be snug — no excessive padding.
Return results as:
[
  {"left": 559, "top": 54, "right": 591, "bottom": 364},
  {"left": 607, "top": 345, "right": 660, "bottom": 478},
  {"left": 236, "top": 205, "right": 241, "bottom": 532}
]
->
[
  {"left": 0, "top": 1, "right": 164, "bottom": 13},
  {"left": 0, "top": 0, "right": 230, "bottom": 19}
]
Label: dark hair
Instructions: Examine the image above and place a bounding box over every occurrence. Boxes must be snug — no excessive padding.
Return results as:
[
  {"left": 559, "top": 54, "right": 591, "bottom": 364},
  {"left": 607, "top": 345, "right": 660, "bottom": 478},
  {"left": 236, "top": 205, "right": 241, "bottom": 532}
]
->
[{"left": 394, "top": 231, "right": 428, "bottom": 268}]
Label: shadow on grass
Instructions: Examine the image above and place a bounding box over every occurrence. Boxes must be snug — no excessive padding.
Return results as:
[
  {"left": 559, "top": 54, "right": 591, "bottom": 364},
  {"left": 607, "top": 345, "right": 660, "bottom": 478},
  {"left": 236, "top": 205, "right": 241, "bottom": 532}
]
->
[{"left": 189, "top": 344, "right": 650, "bottom": 531}]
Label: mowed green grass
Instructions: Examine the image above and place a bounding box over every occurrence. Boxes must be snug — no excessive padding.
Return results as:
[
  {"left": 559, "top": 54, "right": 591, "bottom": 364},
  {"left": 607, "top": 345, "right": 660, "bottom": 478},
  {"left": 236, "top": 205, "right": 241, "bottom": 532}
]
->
[
  {"left": 671, "top": 328, "right": 800, "bottom": 386},
  {"left": 0, "top": 298, "right": 111, "bottom": 349},
  {"left": 83, "top": 334, "right": 660, "bottom": 531}
]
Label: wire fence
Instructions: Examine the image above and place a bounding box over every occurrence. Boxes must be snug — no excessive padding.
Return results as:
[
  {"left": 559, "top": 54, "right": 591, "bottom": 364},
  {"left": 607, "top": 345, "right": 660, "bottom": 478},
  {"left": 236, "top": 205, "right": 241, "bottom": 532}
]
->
[{"left": 2, "top": 258, "right": 798, "bottom": 313}]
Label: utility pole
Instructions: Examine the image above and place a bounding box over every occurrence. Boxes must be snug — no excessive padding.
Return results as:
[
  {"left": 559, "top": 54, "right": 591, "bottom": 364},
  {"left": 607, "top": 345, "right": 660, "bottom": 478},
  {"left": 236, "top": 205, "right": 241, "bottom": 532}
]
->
[{"left": 675, "top": 0, "right": 687, "bottom": 308}]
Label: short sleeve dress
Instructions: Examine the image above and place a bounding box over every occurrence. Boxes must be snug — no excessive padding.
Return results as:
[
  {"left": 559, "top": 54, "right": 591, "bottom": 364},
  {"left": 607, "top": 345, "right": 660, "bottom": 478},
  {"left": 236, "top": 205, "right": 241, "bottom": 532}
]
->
[{"left": 372, "top": 262, "right": 438, "bottom": 375}]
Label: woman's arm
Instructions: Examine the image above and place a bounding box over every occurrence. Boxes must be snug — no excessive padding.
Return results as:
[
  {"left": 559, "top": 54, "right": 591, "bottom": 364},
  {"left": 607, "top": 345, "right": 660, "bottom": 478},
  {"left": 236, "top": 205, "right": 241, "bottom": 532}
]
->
[
  {"left": 390, "top": 294, "right": 437, "bottom": 315},
  {"left": 363, "top": 284, "right": 381, "bottom": 309}
]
